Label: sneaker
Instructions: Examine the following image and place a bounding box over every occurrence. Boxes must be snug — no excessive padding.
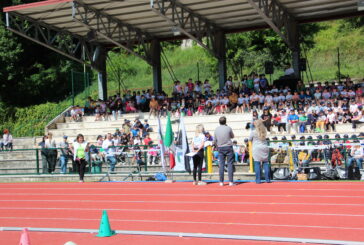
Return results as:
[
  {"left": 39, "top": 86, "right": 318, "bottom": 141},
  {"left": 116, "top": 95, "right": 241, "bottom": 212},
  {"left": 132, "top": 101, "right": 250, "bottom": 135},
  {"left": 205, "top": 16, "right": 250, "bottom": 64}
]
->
[
  {"left": 229, "top": 182, "right": 236, "bottom": 186},
  {"left": 193, "top": 181, "right": 197, "bottom": 185},
  {"left": 219, "top": 182, "right": 224, "bottom": 186},
  {"left": 198, "top": 181, "right": 207, "bottom": 186},
  {"left": 79, "top": 180, "right": 84, "bottom": 183}
]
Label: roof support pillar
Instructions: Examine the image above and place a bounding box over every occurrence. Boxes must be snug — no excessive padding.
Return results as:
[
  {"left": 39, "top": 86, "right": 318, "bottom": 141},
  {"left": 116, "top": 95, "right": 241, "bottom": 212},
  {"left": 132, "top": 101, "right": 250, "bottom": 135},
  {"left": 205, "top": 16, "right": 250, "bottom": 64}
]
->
[
  {"left": 214, "top": 31, "right": 227, "bottom": 90},
  {"left": 287, "top": 21, "right": 300, "bottom": 80},
  {"left": 151, "top": 39, "right": 162, "bottom": 93},
  {"left": 247, "top": 0, "right": 301, "bottom": 79},
  {"left": 94, "top": 46, "right": 108, "bottom": 100}
]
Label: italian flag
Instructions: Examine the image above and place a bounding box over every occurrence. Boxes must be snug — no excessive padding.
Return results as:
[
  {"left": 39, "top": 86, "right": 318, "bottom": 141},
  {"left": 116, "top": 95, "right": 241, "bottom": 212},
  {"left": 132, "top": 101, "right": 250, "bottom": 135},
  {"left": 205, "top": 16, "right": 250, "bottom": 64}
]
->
[{"left": 164, "top": 114, "right": 175, "bottom": 169}]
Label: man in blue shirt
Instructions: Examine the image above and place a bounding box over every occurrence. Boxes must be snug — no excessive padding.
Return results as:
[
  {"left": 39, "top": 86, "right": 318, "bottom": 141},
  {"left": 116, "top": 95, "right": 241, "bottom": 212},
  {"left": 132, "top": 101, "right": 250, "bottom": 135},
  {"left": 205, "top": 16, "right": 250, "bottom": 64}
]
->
[{"left": 287, "top": 110, "right": 299, "bottom": 134}]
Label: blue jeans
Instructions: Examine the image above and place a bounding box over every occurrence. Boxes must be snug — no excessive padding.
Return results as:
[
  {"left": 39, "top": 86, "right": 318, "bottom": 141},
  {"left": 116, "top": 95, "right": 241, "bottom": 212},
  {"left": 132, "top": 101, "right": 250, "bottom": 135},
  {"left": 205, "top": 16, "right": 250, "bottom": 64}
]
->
[
  {"left": 218, "top": 146, "right": 234, "bottom": 183},
  {"left": 107, "top": 156, "right": 117, "bottom": 171},
  {"left": 234, "top": 152, "right": 239, "bottom": 162},
  {"left": 254, "top": 161, "right": 271, "bottom": 183},
  {"left": 348, "top": 158, "right": 363, "bottom": 169},
  {"left": 59, "top": 155, "right": 68, "bottom": 173}
]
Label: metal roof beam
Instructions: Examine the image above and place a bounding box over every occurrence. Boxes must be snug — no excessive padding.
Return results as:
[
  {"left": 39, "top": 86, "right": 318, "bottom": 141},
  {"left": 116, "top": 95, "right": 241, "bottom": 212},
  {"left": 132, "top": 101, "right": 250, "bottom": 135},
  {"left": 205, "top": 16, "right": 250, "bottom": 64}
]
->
[
  {"left": 246, "top": 0, "right": 296, "bottom": 48},
  {"left": 5, "top": 11, "right": 95, "bottom": 67},
  {"left": 150, "top": 0, "right": 222, "bottom": 57},
  {"left": 72, "top": 0, "right": 154, "bottom": 64}
]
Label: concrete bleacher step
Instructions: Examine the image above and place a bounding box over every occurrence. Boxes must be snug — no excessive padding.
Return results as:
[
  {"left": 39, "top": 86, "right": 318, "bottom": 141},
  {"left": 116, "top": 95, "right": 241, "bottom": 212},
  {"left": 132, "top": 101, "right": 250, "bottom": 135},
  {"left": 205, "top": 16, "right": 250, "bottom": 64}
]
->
[
  {"left": 0, "top": 172, "right": 257, "bottom": 183},
  {"left": 0, "top": 152, "right": 37, "bottom": 161}
]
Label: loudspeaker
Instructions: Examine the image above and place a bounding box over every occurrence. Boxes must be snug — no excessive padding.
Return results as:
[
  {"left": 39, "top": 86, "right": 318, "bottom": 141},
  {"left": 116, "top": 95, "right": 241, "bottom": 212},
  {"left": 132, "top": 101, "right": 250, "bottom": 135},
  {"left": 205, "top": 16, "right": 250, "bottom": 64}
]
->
[
  {"left": 299, "top": 58, "right": 307, "bottom": 71},
  {"left": 265, "top": 61, "right": 274, "bottom": 74}
]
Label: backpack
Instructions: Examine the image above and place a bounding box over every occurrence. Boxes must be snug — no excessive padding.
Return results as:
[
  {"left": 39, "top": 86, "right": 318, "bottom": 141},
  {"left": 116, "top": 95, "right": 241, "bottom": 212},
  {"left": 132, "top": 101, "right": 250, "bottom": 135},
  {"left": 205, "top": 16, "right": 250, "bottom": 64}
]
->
[{"left": 154, "top": 172, "right": 167, "bottom": 181}]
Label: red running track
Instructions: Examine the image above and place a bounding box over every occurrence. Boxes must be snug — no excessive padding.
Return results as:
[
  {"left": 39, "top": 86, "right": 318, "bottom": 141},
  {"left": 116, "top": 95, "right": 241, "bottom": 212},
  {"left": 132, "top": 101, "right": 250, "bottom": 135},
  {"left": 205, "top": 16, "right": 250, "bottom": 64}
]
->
[{"left": 0, "top": 181, "right": 364, "bottom": 245}]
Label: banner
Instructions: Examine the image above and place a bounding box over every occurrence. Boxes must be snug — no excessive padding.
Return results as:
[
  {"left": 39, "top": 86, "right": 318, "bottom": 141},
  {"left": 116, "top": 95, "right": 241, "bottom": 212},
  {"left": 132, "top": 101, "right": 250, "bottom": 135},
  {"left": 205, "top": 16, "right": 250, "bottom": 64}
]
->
[{"left": 174, "top": 116, "right": 191, "bottom": 173}]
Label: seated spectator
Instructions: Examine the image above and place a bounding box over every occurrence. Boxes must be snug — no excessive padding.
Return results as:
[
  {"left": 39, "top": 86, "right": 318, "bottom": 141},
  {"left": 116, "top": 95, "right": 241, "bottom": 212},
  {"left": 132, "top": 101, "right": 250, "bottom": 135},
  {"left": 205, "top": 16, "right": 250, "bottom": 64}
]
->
[
  {"left": 1, "top": 129, "right": 13, "bottom": 151},
  {"left": 326, "top": 109, "right": 336, "bottom": 132},
  {"left": 298, "top": 111, "right": 308, "bottom": 133},
  {"left": 352, "top": 108, "right": 364, "bottom": 130},
  {"left": 316, "top": 111, "right": 326, "bottom": 133},
  {"left": 102, "top": 133, "right": 117, "bottom": 173},
  {"left": 348, "top": 144, "right": 363, "bottom": 169},
  {"left": 147, "top": 141, "right": 158, "bottom": 165},
  {"left": 287, "top": 110, "right": 299, "bottom": 134}
]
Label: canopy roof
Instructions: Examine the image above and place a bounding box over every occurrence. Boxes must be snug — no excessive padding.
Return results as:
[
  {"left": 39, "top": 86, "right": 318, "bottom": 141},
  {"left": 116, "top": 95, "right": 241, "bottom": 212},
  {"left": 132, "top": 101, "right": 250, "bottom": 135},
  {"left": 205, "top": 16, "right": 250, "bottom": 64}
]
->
[{"left": 4, "top": 0, "right": 363, "bottom": 45}]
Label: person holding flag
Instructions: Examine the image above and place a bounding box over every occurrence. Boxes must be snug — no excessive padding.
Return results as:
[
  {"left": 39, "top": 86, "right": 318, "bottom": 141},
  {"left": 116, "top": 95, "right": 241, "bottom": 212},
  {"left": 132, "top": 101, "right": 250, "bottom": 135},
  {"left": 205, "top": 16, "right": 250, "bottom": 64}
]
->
[{"left": 191, "top": 124, "right": 206, "bottom": 185}]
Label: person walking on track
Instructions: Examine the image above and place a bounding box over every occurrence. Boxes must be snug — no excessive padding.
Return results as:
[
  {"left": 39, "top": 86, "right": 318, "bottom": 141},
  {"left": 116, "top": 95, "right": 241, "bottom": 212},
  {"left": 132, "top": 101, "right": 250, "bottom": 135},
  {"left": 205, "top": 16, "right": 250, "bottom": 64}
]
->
[{"left": 70, "top": 134, "right": 89, "bottom": 182}]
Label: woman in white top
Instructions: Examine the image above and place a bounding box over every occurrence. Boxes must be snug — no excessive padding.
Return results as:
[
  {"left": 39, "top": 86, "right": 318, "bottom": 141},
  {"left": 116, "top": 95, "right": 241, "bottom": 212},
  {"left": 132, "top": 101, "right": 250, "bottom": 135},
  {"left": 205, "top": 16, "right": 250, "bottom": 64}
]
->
[
  {"left": 191, "top": 124, "right": 206, "bottom": 185},
  {"left": 70, "top": 134, "right": 89, "bottom": 182}
]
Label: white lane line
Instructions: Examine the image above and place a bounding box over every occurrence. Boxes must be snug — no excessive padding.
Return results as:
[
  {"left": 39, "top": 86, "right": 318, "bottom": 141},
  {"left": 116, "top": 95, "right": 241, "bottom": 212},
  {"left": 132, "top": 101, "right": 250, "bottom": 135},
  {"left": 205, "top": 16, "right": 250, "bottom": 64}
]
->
[
  {"left": 0, "top": 207, "right": 363, "bottom": 217},
  {"left": 1, "top": 226, "right": 364, "bottom": 245},
  {"left": 0, "top": 193, "right": 363, "bottom": 198},
  {"left": 1, "top": 217, "right": 363, "bottom": 231},
  {"left": 2, "top": 187, "right": 364, "bottom": 192},
  {"left": 0, "top": 199, "right": 363, "bottom": 207}
]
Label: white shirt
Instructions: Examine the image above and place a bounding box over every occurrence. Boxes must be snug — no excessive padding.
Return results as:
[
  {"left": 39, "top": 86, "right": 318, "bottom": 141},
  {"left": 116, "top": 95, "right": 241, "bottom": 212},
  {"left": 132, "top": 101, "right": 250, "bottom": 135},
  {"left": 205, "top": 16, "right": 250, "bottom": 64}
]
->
[
  {"left": 102, "top": 139, "right": 115, "bottom": 156},
  {"left": 284, "top": 68, "right": 294, "bottom": 75},
  {"left": 327, "top": 113, "right": 336, "bottom": 123},
  {"left": 2, "top": 134, "right": 12, "bottom": 145},
  {"left": 45, "top": 138, "right": 56, "bottom": 148},
  {"left": 192, "top": 134, "right": 205, "bottom": 150},
  {"left": 350, "top": 104, "right": 358, "bottom": 113},
  {"left": 237, "top": 97, "right": 244, "bottom": 105}
]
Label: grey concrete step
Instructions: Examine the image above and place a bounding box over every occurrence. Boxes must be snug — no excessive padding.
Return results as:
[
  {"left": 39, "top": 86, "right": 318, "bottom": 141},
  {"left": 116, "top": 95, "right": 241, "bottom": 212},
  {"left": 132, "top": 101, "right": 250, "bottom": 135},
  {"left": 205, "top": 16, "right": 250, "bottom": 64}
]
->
[{"left": 0, "top": 172, "right": 256, "bottom": 183}]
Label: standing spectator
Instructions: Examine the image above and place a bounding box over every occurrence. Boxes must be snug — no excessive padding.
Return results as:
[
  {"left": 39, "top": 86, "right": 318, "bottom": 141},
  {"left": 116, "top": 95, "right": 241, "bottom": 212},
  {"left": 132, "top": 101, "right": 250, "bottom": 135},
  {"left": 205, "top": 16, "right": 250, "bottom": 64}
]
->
[
  {"left": 1, "top": 129, "right": 13, "bottom": 151},
  {"left": 249, "top": 120, "right": 271, "bottom": 184},
  {"left": 102, "top": 133, "right": 117, "bottom": 173},
  {"left": 45, "top": 133, "right": 57, "bottom": 173},
  {"left": 38, "top": 135, "right": 48, "bottom": 174},
  {"left": 191, "top": 124, "right": 206, "bottom": 185},
  {"left": 203, "top": 79, "right": 211, "bottom": 94},
  {"left": 149, "top": 96, "right": 159, "bottom": 119},
  {"left": 213, "top": 116, "right": 235, "bottom": 186},
  {"left": 261, "top": 109, "right": 272, "bottom": 132},
  {"left": 228, "top": 92, "right": 238, "bottom": 112},
  {"left": 59, "top": 136, "right": 70, "bottom": 174},
  {"left": 70, "top": 134, "right": 89, "bottom": 182}
]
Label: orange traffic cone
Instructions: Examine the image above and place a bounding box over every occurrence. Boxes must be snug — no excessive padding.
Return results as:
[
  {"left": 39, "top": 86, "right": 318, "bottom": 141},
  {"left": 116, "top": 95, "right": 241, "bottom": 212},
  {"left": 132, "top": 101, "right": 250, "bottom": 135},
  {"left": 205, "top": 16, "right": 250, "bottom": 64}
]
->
[{"left": 19, "top": 228, "right": 31, "bottom": 245}]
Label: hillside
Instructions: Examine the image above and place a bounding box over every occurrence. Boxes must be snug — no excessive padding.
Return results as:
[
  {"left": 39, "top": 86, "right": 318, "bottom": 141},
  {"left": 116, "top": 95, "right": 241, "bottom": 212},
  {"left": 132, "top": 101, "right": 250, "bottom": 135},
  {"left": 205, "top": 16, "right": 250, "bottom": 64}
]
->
[{"left": 2, "top": 19, "right": 363, "bottom": 137}]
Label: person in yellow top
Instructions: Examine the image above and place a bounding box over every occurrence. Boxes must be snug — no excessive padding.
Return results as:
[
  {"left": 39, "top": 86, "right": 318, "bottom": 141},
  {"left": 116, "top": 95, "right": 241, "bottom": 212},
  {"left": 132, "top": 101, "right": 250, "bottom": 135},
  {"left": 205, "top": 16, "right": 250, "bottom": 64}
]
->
[
  {"left": 70, "top": 134, "right": 89, "bottom": 182},
  {"left": 297, "top": 150, "right": 311, "bottom": 169},
  {"left": 229, "top": 92, "right": 238, "bottom": 112}
]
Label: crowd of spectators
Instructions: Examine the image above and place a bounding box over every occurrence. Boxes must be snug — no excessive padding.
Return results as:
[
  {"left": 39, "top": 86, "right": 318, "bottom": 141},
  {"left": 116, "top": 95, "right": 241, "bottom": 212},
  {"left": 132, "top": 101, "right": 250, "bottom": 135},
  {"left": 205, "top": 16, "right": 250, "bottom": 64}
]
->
[
  {"left": 72, "top": 76, "right": 363, "bottom": 132},
  {"left": 230, "top": 132, "right": 364, "bottom": 171}
]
